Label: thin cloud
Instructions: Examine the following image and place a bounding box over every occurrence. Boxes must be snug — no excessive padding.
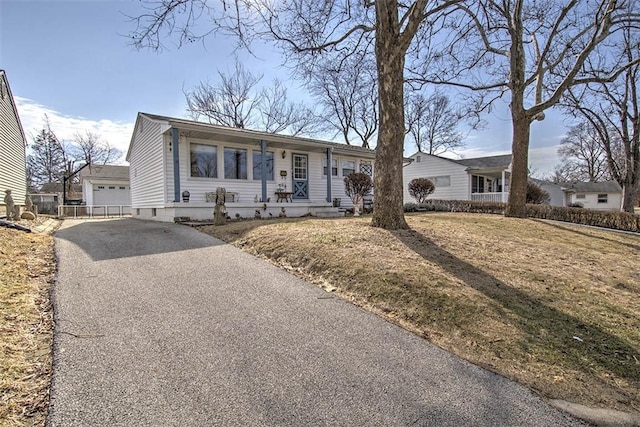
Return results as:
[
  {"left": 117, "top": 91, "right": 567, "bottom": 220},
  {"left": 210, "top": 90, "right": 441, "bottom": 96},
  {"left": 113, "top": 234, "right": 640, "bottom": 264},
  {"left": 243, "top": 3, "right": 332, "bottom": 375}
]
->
[{"left": 15, "top": 97, "right": 134, "bottom": 164}]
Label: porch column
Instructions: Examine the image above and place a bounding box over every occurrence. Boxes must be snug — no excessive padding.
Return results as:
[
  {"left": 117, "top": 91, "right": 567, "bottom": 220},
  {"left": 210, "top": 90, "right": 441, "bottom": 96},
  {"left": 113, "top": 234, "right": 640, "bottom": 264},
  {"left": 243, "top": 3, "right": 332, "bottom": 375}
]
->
[
  {"left": 501, "top": 169, "right": 506, "bottom": 202},
  {"left": 172, "top": 128, "right": 180, "bottom": 202},
  {"left": 260, "top": 140, "right": 267, "bottom": 203},
  {"left": 326, "top": 148, "right": 333, "bottom": 203}
]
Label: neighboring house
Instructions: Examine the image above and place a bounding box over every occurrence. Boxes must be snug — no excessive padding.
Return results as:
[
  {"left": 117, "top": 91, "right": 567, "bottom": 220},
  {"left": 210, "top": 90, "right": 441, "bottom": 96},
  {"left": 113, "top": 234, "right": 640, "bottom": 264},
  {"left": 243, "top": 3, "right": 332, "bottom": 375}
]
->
[
  {"left": 126, "top": 113, "right": 376, "bottom": 221},
  {"left": 403, "top": 152, "right": 512, "bottom": 203},
  {"left": 0, "top": 70, "right": 27, "bottom": 214},
  {"left": 80, "top": 165, "right": 131, "bottom": 215},
  {"left": 559, "top": 181, "right": 622, "bottom": 211},
  {"left": 535, "top": 179, "right": 565, "bottom": 207}
]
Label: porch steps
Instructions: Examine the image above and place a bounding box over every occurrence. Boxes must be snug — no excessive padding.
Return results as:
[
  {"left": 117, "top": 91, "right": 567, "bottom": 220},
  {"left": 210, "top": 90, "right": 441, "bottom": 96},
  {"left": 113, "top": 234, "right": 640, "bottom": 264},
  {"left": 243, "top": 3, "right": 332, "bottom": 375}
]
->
[{"left": 310, "top": 207, "right": 343, "bottom": 218}]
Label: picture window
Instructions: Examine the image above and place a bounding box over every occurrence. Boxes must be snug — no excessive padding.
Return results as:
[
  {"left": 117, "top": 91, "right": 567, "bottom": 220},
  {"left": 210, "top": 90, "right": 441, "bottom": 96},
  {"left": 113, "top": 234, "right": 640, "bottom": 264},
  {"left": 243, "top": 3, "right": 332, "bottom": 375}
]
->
[
  {"left": 224, "top": 148, "right": 248, "bottom": 179},
  {"left": 190, "top": 144, "right": 218, "bottom": 178},
  {"left": 253, "top": 151, "right": 274, "bottom": 181}
]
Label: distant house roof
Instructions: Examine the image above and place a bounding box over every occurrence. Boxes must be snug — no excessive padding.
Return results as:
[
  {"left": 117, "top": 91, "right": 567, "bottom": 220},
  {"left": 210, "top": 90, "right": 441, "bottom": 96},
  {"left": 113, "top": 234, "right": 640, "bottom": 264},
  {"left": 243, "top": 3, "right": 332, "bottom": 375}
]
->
[
  {"left": 453, "top": 154, "right": 512, "bottom": 169},
  {"left": 80, "top": 164, "right": 129, "bottom": 180},
  {"left": 129, "top": 112, "right": 377, "bottom": 161},
  {"left": 39, "top": 182, "right": 82, "bottom": 194},
  {"left": 561, "top": 181, "right": 622, "bottom": 193}
]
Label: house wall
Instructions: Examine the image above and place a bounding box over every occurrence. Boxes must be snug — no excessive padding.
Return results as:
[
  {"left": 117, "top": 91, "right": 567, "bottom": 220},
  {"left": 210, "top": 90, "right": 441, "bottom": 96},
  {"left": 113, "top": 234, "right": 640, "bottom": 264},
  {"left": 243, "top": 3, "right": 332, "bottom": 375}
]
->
[
  {"left": 170, "top": 136, "right": 372, "bottom": 208},
  {"left": 403, "top": 153, "right": 469, "bottom": 203},
  {"left": 129, "top": 116, "right": 168, "bottom": 208},
  {"left": 568, "top": 192, "right": 622, "bottom": 211},
  {"left": 0, "top": 72, "right": 27, "bottom": 210},
  {"left": 539, "top": 182, "right": 565, "bottom": 207}
]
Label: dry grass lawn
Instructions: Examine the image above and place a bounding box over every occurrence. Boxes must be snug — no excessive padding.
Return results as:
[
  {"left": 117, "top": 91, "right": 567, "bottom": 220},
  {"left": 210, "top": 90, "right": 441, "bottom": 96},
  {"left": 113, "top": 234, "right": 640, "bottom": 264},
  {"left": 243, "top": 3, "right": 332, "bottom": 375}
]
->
[
  {"left": 0, "top": 226, "right": 56, "bottom": 427},
  {"left": 199, "top": 213, "right": 640, "bottom": 414}
]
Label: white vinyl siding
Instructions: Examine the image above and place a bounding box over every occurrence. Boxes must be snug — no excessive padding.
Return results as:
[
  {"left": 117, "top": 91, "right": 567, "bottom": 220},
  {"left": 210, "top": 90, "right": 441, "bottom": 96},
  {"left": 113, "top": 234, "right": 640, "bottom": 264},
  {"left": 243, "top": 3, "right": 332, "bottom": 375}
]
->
[
  {"left": 128, "top": 116, "right": 167, "bottom": 207},
  {"left": 569, "top": 192, "right": 621, "bottom": 211},
  {"left": 0, "top": 72, "right": 27, "bottom": 206},
  {"left": 403, "top": 153, "right": 470, "bottom": 203}
]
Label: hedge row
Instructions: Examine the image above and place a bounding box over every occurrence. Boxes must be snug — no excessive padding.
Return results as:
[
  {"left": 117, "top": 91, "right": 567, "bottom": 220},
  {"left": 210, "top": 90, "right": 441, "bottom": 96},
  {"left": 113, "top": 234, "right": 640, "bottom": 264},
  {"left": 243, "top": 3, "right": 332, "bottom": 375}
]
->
[
  {"left": 525, "top": 204, "right": 640, "bottom": 233},
  {"left": 404, "top": 199, "right": 640, "bottom": 233}
]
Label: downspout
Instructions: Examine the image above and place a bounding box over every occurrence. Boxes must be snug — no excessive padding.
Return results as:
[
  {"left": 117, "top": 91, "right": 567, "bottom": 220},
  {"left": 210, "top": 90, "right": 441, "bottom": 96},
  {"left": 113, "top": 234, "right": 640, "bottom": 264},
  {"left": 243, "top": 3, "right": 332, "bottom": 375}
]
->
[
  {"left": 326, "top": 148, "right": 333, "bottom": 203},
  {"left": 260, "top": 140, "right": 267, "bottom": 203},
  {"left": 172, "top": 128, "right": 180, "bottom": 202}
]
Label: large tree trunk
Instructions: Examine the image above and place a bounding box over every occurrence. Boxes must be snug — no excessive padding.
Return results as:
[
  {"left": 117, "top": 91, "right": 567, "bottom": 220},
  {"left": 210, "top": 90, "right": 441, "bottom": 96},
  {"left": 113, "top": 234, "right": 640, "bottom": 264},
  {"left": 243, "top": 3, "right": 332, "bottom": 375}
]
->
[
  {"left": 505, "top": 5, "right": 530, "bottom": 219},
  {"left": 371, "top": 1, "right": 409, "bottom": 230},
  {"left": 506, "top": 108, "right": 531, "bottom": 218},
  {"left": 621, "top": 184, "right": 637, "bottom": 213}
]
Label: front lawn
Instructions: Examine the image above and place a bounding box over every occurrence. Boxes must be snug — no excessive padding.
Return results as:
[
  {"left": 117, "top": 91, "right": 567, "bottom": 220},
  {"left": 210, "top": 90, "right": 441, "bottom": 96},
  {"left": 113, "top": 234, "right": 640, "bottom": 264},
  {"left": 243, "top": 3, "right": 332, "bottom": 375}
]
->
[{"left": 199, "top": 213, "right": 640, "bottom": 413}]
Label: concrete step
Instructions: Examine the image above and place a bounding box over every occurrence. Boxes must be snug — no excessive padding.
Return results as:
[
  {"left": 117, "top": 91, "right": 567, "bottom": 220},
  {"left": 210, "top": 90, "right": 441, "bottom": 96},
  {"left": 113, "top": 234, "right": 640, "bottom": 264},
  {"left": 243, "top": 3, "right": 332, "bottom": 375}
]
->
[{"left": 310, "top": 207, "right": 343, "bottom": 218}]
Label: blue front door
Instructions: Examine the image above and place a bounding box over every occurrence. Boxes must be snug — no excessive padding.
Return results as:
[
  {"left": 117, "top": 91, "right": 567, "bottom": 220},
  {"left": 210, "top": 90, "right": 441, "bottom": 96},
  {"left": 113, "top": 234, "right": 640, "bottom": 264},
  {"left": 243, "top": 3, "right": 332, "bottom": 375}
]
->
[{"left": 292, "top": 154, "right": 308, "bottom": 199}]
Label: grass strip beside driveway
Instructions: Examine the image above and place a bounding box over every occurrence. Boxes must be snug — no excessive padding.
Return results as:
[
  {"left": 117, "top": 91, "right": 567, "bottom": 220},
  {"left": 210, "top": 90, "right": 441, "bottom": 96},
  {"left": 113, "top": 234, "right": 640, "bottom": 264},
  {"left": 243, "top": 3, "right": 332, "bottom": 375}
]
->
[
  {"left": 199, "top": 213, "right": 640, "bottom": 414},
  {"left": 0, "top": 228, "right": 55, "bottom": 426}
]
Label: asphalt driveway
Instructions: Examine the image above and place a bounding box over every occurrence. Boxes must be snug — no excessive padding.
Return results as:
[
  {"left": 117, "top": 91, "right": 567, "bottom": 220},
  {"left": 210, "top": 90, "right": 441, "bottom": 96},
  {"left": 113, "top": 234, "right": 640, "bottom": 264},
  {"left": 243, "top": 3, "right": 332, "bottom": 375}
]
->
[{"left": 48, "top": 218, "right": 585, "bottom": 426}]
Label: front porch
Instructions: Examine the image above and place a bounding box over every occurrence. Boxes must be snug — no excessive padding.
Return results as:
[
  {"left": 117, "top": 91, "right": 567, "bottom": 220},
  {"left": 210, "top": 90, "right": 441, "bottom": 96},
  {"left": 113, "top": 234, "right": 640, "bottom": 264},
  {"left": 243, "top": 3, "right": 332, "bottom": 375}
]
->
[
  {"left": 134, "top": 199, "right": 342, "bottom": 222},
  {"left": 469, "top": 169, "right": 510, "bottom": 203}
]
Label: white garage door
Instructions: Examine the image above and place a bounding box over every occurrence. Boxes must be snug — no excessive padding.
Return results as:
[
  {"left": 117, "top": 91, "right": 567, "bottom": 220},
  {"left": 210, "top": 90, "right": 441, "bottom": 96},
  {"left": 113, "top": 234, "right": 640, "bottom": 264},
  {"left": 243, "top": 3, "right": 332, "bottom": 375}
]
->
[{"left": 93, "top": 185, "right": 130, "bottom": 206}]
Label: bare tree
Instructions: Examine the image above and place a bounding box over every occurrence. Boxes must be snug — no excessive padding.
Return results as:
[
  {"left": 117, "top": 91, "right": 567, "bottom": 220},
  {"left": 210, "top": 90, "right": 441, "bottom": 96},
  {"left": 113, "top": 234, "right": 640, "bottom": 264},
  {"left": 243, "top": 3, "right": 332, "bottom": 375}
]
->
[
  {"left": 71, "top": 131, "right": 123, "bottom": 166},
  {"left": 186, "top": 59, "right": 318, "bottom": 136},
  {"left": 129, "top": 0, "right": 466, "bottom": 230},
  {"left": 554, "top": 122, "right": 610, "bottom": 183},
  {"left": 258, "top": 79, "right": 320, "bottom": 136},
  {"left": 563, "top": 26, "right": 640, "bottom": 212},
  {"left": 26, "top": 116, "right": 68, "bottom": 190},
  {"left": 405, "top": 91, "right": 465, "bottom": 155},
  {"left": 308, "top": 52, "right": 378, "bottom": 148},
  {"left": 413, "top": 0, "right": 640, "bottom": 217},
  {"left": 186, "top": 59, "right": 262, "bottom": 128}
]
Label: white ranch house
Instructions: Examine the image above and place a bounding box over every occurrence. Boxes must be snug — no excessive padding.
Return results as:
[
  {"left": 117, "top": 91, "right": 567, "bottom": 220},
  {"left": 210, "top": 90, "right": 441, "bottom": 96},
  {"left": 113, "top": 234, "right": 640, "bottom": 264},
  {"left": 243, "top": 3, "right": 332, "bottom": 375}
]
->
[
  {"left": 403, "top": 152, "right": 512, "bottom": 203},
  {"left": 126, "top": 113, "right": 376, "bottom": 222},
  {"left": 539, "top": 180, "right": 623, "bottom": 211}
]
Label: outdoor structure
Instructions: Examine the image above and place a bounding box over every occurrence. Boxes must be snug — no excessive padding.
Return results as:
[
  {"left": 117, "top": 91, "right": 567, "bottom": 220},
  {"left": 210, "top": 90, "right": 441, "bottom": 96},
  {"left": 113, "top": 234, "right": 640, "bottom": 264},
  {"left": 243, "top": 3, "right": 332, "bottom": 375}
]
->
[
  {"left": 403, "top": 152, "right": 512, "bottom": 203},
  {"left": 558, "top": 181, "right": 622, "bottom": 211},
  {"left": 126, "top": 113, "right": 376, "bottom": 221},
  {"left": 0, "top": 69, "right": 27, "bottom": 217},
  {"left": 80, "top": 164, "right": 131, "bottom": 216}
]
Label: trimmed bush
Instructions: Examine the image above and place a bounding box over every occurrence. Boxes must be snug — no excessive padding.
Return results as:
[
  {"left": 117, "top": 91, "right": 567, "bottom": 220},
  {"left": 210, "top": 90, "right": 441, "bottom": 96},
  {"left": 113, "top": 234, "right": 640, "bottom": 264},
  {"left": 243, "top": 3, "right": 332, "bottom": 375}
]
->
[
  {"left": 344, "top": 172, "right": 373, "bottom": 214},
  {"left": 527, "top": 181, "right": 551, "bottom": 204},
  {"left": 408, "top": 178, "right": 435, "bottom": 203},
  {"left": 526, "top": 204, "right": 640, "bottom": 233}
]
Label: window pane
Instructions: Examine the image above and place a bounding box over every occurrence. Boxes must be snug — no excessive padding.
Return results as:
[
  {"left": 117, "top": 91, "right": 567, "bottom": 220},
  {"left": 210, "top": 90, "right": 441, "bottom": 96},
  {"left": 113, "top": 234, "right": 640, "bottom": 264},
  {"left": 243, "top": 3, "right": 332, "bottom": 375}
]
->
[
  {"left": 597, "top": 194, "right": 607, "bottom": 203},
  {"left": 191, "top": 144, "right": 217, "bottom": 178},
  {"left": 293, "top": 155, "right": 307, "bottom": 180},
  {"left": 435, "top": 176, "right": 450, "bottom": 187},
  {"left": 342, "top": 160, "right": 355, "bottom": 176},
  {"left": 323, "top": 159, "right": 338, "bottom": 176},
  {"left": 253, "top": 151, "right": 274, "bottom": 181},
  {"left": 224, "top": 148, "right": 248, "bottom": 179}
]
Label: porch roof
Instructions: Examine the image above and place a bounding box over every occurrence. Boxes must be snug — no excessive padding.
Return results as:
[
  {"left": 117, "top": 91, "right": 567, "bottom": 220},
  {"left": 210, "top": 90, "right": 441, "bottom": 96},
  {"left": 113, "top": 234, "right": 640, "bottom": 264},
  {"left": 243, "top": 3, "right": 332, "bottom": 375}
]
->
[
  {"left": 453, "top": 154, "right": 512, "bottom": 170},
  {"left": 140, "top": 113, "right": 377, "bottom": 158}
]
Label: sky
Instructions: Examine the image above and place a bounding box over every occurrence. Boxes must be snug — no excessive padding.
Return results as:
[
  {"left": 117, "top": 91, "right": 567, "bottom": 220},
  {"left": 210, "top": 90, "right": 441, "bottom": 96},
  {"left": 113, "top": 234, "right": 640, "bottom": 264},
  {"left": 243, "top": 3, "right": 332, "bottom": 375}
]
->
[{"left": 0, "top": 0, "right": 569, "bottom": 176}]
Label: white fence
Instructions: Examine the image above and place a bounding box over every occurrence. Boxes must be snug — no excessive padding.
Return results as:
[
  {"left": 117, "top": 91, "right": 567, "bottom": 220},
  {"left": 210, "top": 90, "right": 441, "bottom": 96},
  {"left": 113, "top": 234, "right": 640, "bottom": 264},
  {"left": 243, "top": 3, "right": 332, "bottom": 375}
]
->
[
  {"left": 470, "top": 192, "right": 509, "bottom": 203},
  {"left": 57, "top": 205, "right": 131, "bottom": 219}
]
